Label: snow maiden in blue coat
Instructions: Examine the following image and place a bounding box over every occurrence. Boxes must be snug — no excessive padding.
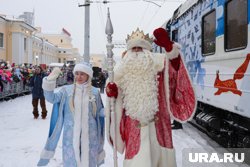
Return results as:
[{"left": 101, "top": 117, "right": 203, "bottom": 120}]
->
[{"left": 37, "top": 63, "right": 105, "bottom": 167}]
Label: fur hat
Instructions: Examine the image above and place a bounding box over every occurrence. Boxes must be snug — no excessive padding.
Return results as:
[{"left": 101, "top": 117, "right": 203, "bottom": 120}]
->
[
  {"left": 126, "top": 28, "right": 153, "bottom": 51},
  {"left": 73, "top": 63, "right": 93, "bottom": 78}
]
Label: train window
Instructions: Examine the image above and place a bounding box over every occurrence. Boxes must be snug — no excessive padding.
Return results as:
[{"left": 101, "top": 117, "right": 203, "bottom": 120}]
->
[
  {"left": 225, "top": 0, "right": 247, "bottom": 51},
  {"left": 172, "top": 30, "right": 178, "bottom": 42},
  {"left": 202, "top": 10, "right": 216, "bottom": 56}
]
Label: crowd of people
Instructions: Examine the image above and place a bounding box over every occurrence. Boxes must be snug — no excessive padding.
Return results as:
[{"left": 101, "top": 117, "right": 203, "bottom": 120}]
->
[
  {"left": 0, "top": 61, "right": 107, "bottom": 121},
  {"left": 0, "top": 62, "right": 34, "bottom": 92},
  {"left": 0, "top": 61, "right": 107, "bottom": 94}
]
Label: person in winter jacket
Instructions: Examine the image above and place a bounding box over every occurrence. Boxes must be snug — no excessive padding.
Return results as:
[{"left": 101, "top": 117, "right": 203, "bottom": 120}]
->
[
  {"left": 98, "top": 72, "right": 106, "bottom": 94},
  {"left": 66, "top": 69, "right": 74, "bottom": 84},
  {"left": 29, "top": 66, "right": 47, "bottom": 119},
  {"left": 37, "top": 63, "right": 105, "bottom": 167}
]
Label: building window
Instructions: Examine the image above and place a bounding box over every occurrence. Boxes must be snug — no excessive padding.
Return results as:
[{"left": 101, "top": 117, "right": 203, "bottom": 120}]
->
[
  {"left": 63, "top": 51, "right": 66, "bottom": 53},
  {"left": 58, "top": 58, "right": 61, "bottom": 63},
  {"left": 202, "top": 10, "right": 216, "bottom": 56},
  {"left": 225, "top": 0, "right": 247, "bottom": 51},
  {"left": 0, "top": 33, "right": 4, "bottom": 48},
  {"left": 61, "top": 39, "right": 63, "bottom": 43},
  {"left": 24, "top": 38, "right": 27, "bottom": 51}
]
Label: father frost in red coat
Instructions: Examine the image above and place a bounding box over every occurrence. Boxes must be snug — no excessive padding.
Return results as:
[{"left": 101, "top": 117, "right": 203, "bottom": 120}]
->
[{"left": 106, "top": 28, "right": 197, "bottom": 167}]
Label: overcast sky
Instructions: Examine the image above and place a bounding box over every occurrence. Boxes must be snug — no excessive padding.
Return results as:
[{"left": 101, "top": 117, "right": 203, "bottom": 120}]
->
[{"left": 0, "top": 0, "right": 184, "bottom": 58}]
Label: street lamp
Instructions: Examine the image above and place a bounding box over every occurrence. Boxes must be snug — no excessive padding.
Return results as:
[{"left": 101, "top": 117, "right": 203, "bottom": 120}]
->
[{"left": 35, "top": 55, "right": 39, "bottom": 65}]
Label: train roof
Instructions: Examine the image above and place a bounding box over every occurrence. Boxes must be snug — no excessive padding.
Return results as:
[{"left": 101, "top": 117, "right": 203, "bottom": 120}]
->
[{"left": 173, "top": 0, "right": 199, "bottom": 20}]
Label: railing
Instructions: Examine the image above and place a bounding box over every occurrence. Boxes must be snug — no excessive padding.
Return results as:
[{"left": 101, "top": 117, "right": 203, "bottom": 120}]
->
[{"left": 0, "top": 74, "right": 68, "bottom": 100}]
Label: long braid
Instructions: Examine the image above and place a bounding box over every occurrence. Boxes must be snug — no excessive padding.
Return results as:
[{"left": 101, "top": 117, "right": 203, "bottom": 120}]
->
[
  {"left": 87, "top": 78, "right": 93, "bottom": 99},
  {"left": 72, "top": 78, "right": 76, "bottom": 110},
  {"left": 87, "top": 78, "right": 97, "bottom": 117}
]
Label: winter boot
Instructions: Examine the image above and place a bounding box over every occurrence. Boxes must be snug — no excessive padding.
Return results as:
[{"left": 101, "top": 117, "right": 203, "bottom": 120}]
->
[
  {"left": 33, "top": 110, "right": 39, "bottom": 119},
  {"left": 40, "top": 98, "right": 47, "bottom": 119},
  {"left": 41, "top": 111, "right": 47, "bottom": 119},
  {"left": 32, "top": 98, "right": 39, "bottom": 119}
]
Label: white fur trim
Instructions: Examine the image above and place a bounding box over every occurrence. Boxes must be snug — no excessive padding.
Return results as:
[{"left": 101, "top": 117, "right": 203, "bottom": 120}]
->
[
  {"left": 127, "top": 39, "right": 152, "bottom": 51},
  {"left": 81, "top": 87, "right": 89, "bottom": 167},
  {"left": 40, "top": 149, "right": 55, "bottom": 159},
  {"left": 98, "top": 150, "right": 106, "bottom": 163},
  {"left": 47, "top": 67, "right": 61, "bottom": 81},
  {"left": 106, "top": 88, "right": 125, "bottom": 154},
  {"left": 42, "top": 77, "right": 56, "bottom": 91},
  {"left": 114, "top": 90, "right": 125, "bottom": 154},
  {"left": 151, "top": 53, "right": 165, "bottom": 72},
  {"left": 166, "top": 43, "right": 181, "bottom": 60},
  {"left": 164, "top": 55, "right": 197, "bottom": 123},
  {"left": 72, "top": 84, "right": 89, "bottom": 166},
  {"left": 73, "top": 86, "right": 82, "bottom": 166},
  {"left": 73, "top": 63, "right": 93, "bottom": 78}
]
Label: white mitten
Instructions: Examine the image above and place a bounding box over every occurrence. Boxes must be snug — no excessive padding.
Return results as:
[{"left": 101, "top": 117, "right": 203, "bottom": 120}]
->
[{"left": 47, "top": 67, "right": 61, "bottom": 81}]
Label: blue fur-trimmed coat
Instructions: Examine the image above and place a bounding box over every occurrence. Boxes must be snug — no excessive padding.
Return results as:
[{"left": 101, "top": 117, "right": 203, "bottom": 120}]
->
[{"left": 37, "top": 80, "right": 105, "bottom": 167}]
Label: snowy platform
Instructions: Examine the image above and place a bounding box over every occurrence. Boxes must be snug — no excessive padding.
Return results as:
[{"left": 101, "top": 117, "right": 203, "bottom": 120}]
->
[{"left": 0, "top": 94, "right": 249, "bottom": 167}]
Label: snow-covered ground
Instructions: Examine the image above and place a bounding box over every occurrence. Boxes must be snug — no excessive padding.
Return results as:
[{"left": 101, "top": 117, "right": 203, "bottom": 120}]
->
[{"left": 0, "top": 93, "right": 249, "bottom": 167}]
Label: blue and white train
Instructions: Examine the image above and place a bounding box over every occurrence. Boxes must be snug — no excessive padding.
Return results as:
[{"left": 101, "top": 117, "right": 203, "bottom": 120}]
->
[{"left": 154, "top": 0, "right": 250, "bottom": 148}]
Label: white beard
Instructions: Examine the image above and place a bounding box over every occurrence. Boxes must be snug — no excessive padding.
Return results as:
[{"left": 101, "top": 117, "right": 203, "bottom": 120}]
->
[{"left": 115, "top": 50, "right": 159, "bottom": 124}]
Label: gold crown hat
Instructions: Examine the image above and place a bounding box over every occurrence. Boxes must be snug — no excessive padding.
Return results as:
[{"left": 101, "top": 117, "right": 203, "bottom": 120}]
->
[{"left": 126, "top": 28, "right": 153, "bottom": 51}]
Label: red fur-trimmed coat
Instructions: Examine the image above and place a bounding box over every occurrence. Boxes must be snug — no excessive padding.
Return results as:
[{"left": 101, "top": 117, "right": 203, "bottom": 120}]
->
[{"left": 106, "top": 43, "right": 196, "bottom": 161}]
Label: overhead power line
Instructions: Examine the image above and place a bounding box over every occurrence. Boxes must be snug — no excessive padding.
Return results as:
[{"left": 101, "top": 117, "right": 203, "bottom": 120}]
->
[
  {"left": 87, "top": 0, "right": 183, "bottom": 4},
  {"left": 143, "top": 0, "right": 161, "bottom": 7}
]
